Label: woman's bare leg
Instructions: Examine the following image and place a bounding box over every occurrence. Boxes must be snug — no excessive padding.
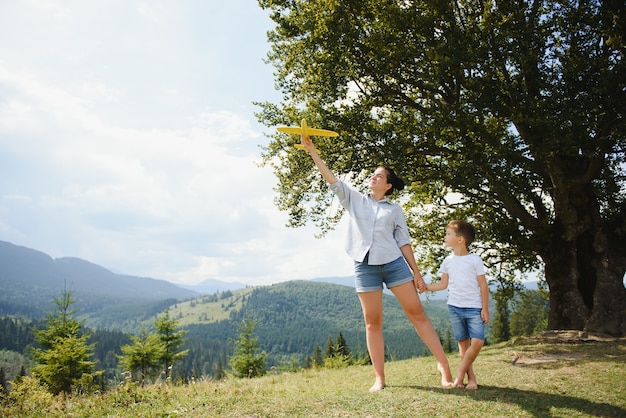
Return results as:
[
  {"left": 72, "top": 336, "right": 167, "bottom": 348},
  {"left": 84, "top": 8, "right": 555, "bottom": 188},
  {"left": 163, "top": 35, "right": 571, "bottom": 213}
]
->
[
  {"left": 357, "top": 290, "right": 386, "bottom": 392},
  {"left": 391, "top": 282, "right": 454, "bottom": 386}
]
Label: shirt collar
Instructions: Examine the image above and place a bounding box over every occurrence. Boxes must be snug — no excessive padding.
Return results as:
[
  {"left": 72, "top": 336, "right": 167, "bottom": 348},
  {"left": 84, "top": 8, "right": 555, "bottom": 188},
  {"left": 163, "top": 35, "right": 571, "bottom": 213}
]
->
[{"left": 369, "top": 194, "right": 391, "bottom": 204}]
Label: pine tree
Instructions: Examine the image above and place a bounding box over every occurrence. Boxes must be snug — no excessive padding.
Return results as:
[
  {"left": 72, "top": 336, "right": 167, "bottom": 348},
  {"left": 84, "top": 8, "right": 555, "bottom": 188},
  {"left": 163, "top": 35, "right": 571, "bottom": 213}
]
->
[
  {"left": 324, "top": 335, "right": 335, "bottom": 358},
  {"left": 323, "top": 332, "right": 353, "bottom": 368},
  {"left": 228, "top": 314, "right": 266, "bottom": 378},
  {"left": 31, "top": 289, "right": 99, "bottom": 395},
  {"left": 335, "top": 332, "right": 350, "bottom": 357},
  {"left": 311, "top": 344, "right": 323, "bottom": 368},
  {"left": 117, "top": 329, "right": 162, "bottom": 387},
  {"left": 153, "top": 309, "right": 189, "bottom": 381}
]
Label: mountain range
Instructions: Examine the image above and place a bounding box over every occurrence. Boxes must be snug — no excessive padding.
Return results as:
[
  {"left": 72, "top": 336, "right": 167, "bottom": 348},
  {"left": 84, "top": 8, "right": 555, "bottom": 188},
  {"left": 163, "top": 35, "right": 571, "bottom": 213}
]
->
[
  {"left": 0, "top": 240, "right": 455, "bottom": 370},
  {"left": 0, "top": 239, "right": 455, "bottom": 325},
  {"left": 0, "top": 240, "right": 204, "bottom": 320}
]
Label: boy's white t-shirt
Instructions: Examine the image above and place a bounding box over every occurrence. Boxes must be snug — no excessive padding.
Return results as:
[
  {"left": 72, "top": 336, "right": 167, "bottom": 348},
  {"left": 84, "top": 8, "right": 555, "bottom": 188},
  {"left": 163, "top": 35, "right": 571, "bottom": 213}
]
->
[{"left": 438, "top": 253, "right": 486, "bottom": 309}]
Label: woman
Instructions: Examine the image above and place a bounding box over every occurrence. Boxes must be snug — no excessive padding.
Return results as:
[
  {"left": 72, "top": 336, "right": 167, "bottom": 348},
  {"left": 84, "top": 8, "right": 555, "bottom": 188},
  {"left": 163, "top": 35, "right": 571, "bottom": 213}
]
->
[{"left": 299, "top": 134, "right": 453, "bottom": 392}]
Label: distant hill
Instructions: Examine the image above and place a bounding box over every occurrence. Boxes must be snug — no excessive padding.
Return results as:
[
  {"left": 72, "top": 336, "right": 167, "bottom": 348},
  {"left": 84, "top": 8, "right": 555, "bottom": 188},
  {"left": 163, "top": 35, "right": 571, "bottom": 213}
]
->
[
  {"left": 167, "top": 280, "right": 453, "bottom": 372},
  {"left": 0, "top": 240, "right": 199, "bottom": 322},
  {"left": 311, "top": 275, "right": 449, "bottom": 300}
]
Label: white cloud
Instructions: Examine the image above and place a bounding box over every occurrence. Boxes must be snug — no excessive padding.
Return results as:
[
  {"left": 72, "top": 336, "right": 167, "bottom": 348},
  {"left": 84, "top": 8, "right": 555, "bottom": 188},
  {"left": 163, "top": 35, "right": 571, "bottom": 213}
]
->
[{"left": 0, "top": 0, "right": 355, "bottom": 287}]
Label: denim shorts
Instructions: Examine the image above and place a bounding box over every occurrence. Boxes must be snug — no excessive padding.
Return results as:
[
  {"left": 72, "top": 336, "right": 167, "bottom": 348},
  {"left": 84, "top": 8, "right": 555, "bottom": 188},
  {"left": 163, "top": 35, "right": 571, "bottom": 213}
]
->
[
  {"left": 448, "top": 305, "right": 485, "bottom": 341},
  {"left": 354, "top": 255, "right": 413, "bottom": 293}
]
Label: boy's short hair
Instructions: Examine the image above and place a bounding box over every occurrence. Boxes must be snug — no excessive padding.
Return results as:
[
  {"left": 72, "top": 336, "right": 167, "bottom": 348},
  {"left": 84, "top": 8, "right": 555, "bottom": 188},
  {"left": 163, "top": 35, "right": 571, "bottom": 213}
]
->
[{"left": 448, "top": 220, "right": 476, "bottom": 246}]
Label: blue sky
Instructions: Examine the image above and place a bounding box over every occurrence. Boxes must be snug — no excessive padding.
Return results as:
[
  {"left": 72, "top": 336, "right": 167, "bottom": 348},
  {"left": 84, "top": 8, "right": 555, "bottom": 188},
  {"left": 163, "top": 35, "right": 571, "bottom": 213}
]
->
[{"left": 0, "top": 0, "right": 353, "bottom": 286}]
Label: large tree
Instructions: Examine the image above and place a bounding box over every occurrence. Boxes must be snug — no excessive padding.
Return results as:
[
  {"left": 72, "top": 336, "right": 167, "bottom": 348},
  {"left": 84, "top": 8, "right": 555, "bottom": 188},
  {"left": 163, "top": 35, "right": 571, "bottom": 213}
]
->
[{"left": 256, "top": 0, "right": 626, "bottom": 335}]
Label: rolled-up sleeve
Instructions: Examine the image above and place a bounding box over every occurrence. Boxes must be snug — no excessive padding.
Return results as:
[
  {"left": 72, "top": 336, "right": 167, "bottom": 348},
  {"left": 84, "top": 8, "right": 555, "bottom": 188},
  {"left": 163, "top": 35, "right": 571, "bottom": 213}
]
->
[{"left": 393, "top": 208, "right": 411, "bottom": 248}]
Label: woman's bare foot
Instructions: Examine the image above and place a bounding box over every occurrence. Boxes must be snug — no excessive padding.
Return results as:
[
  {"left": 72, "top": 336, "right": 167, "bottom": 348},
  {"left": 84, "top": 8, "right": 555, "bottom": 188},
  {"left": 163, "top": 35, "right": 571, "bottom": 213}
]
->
[
  {"left": 438, "top": 362, "right": 454, "bottom": 387},
  {"left": 369, "top": 380, "right": 385, "bottom": 393}
]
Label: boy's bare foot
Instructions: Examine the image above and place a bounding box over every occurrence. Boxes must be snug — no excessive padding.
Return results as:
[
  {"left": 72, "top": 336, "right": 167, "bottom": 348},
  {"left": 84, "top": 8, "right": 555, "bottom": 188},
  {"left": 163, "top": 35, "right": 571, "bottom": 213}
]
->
[
  {"left": 453, "top": 379, "right": 465, "bottom": 389},
  {"left": 369, "top": 381, "right": 385, "bottom": 393},
  {"left": 466, "top": 378, "right": 478, "bottom": 390},
  {"left": 437, "top": 363, "right": 454, "bottom": 387}
]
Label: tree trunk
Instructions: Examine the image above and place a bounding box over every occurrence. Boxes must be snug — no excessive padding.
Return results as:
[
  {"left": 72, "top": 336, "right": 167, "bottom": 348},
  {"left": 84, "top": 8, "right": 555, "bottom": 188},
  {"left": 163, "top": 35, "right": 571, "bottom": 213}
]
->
[
  {"left": 543, "top": 230, "right": 626, "bottom": 336},
  {"left": 541, "top": 157, "right": 626, "bottom": 336}
]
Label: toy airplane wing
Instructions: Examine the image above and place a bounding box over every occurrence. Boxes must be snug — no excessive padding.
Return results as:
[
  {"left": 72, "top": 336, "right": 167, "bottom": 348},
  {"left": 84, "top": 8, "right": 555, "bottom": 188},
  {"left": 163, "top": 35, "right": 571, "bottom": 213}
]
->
[
  {"left": 306, "top": 127, "right": 339, "bottom": 137},
  {"left": 276, "top": 119, "right": 339, "bottom": 137},
  {"left": 275, "top": 126, "right": 339, "bottom": 137},
  {"left": 276, "top": 127, "right": 305, "bottom": 135},
  {"left": 276, "top": 119, "right": 338, "bottom": 153}
]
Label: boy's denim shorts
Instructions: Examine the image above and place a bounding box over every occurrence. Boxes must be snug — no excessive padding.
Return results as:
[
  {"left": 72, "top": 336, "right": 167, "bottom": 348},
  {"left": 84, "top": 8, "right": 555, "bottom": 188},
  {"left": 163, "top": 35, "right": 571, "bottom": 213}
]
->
[
  {"left": 448, "top": 305, "right": 485, "bottom": 341},
  {"left": 354, "top": 255, "right": 413, "bottom": 293}
]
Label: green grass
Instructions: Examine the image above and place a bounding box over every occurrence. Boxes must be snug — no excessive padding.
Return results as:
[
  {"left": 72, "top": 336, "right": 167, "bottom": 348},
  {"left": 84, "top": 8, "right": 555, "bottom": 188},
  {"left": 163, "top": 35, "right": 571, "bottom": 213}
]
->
[
  {"left": 169, "top": 288, "right": 255, "bottom": 326},
  {"left": 3, "top": 334, "right": 625, "bottom": 417}
]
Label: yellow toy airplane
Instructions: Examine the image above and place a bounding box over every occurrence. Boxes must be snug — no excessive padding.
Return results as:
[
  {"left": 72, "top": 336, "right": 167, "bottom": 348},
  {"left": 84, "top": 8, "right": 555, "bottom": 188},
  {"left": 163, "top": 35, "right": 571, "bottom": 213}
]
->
[{"left": 276, "top": 119, "right": 338, "bottom": 151}]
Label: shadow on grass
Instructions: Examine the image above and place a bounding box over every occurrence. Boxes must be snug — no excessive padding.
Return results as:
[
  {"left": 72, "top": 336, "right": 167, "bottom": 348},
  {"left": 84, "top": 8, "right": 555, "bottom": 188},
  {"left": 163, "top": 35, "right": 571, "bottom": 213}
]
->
[{"left": 399, "top": 385, "right": 626, "bottom": 417}]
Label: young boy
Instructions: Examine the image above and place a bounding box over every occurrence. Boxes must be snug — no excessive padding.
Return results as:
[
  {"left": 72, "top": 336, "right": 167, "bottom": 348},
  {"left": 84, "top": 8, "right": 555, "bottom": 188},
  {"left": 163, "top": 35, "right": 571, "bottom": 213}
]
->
[{"left": 426, "top": 220, "right": 490, "bottom": 389}]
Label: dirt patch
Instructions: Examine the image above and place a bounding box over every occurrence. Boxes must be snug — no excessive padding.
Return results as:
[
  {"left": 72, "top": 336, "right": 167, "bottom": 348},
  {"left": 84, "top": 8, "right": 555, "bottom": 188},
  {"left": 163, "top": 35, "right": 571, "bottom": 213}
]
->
[
  {"left": 533, "top": 330, "right": 622, "bottom": 343},
  {"left": 507, "top": 330, "right": 626, "bottom": 366},
  {"left": 510, "top": 350, "right": 587, "bottom": 366},
  {"left": 513, "top": 330, "right": 623, "bottom": 344}
]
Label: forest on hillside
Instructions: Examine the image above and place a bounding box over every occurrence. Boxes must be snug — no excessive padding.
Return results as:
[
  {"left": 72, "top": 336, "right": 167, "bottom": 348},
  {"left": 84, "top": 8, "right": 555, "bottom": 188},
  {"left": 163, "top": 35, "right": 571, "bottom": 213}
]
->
[{"left": 0, "top": 280, "right": 547, "bottom": 389}]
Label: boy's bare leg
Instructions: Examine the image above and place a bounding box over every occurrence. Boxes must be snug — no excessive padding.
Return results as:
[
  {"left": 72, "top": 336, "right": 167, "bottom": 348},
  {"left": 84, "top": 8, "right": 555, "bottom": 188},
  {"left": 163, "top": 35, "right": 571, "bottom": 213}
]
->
[
  {"left": 358, "top": 291, "right": 386, "bottom": 392},
  {"left": 454, "top": 338, "right": 484, "bottom": 389},
  {"left": 392, "top": 282, "right": 454, "bottom": 387},
  {"left": 465, "top": 353, "right": 478, "bottom": 390},
  {"left": 465, "top": 365, "right": 478, "bottom": 390},
  {"left": 455, "top": 340, "right": 469, "bottom": 388}
]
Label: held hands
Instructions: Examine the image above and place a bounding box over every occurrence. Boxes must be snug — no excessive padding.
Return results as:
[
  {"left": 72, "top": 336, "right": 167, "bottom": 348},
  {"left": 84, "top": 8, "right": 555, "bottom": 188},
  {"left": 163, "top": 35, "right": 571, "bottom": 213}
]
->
[{"left": 414, "top": 274, "right": 426, "bottom": 294}]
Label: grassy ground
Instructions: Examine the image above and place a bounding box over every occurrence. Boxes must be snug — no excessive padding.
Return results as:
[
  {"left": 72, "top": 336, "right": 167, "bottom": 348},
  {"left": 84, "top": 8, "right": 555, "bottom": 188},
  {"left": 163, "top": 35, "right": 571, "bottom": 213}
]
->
[{"left": 3, "top": 331, "right": 625, "bottom": 417}]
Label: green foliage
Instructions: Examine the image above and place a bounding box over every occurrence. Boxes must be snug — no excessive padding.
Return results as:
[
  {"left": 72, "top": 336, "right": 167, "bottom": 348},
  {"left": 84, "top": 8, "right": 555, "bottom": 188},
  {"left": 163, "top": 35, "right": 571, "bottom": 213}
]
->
[
  {"left": 0, "top": 316, "right": 36, "bottom": 352},
  {"left": 117, "top": 308, "right": 190, "bottom": 386},
  {"left": 0, "top": 349, "right": 33, "bottom": 390},
  {"left": 177, "top": 281, "right": 451, "bottom": 377},
  {"left": 0, "top": 367, "right": 7, "bottom": 397},
  {"left": 309, "top": 344, "right": 323, "bottom": 368},
  {"left": 334, "top": 332, "right": 350, "bottom": 358},
  {"left": 229, "top": 314, "right": 267, "bottom": 378},
  {"left": 3, "top": 376, "right": 54, "bottom": 415},
  {"left": 31, "top": 289, "right": 99, "bottom": 395},
  {"left": 257, "top": 0, "right": 626, "bottom": 334},
  {"left": 117, "top": 329, "right": 162, "bottom": 386},
  {"left": 153, "top": 309, "right": 189, "bottom": 380},
  {"left": 442, "top": 326, "right": 454, "bottom": 353},
  {"left": 510, "top": 289, "right": 549, "bottom": 337},
  {"left": 321, "top": 331, "right": 355, "bottom": 369},
  {"left": 323, "top": 353, "right": 352, "bottom": 369},
  {"left": 491, "top": 297, "right": 511, "bottom": 344}
]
